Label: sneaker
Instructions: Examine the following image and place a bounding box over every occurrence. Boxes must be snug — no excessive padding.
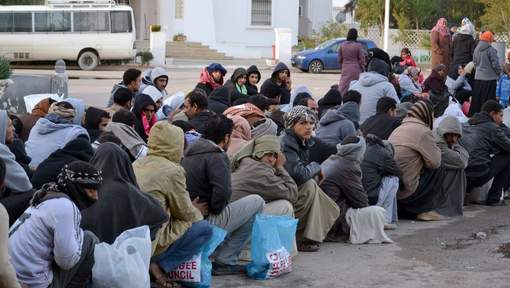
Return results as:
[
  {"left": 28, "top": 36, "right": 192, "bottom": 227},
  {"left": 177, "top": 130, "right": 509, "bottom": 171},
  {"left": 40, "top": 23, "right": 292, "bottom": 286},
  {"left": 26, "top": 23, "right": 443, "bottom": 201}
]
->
[
  {"left": 384, "top": 223, "right": 398, "bottom": 230},
  {"left": 211, "top": 262, "right": 246, "bottom": 276},
  {"left": 416, "top": 211, "right": 443, "bottom": 221}
]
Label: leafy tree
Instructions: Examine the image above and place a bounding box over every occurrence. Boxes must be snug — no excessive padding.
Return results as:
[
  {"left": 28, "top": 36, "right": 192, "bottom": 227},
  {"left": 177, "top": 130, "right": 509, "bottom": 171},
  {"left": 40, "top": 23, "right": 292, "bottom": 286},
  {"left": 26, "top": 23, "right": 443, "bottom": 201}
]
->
[
  {"left": 478, "top": 0, "right": 510, "bottom": 33},
  {"left": 355, "top": 0, "right": 384, "bottom": 32}
]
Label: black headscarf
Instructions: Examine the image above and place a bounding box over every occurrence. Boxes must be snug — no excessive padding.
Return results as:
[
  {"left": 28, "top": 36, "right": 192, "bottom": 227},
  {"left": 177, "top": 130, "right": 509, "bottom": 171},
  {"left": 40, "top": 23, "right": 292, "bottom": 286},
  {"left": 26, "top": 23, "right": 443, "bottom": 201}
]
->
[
  {"left": 132, "top": 94, "right": 156, "bottom": 143},
  {"left": 81, "top": 143, "right": 168, "bottom": 244},
  {"left": 31, "top": 138, "right": 94, "bottom": 189},
  {"left": 84, "top": 107, "right": 110, "bottom": 142},
  {"left": 31, "top": 160, "right": 102, "bottom": 211}
]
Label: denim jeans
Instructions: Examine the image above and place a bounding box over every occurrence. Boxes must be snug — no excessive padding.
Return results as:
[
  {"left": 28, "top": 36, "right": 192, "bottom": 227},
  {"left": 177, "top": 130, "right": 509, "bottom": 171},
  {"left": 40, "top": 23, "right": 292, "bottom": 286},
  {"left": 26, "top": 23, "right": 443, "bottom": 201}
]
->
[
  {"left": 207, "top": 195, "right": 265, "bottom": 265},
  {"left": 376, "top": 176, "right": 399, "bottom": 223},
  {"left": 152, "top": 220, "right": 213, "bottom": 273}
]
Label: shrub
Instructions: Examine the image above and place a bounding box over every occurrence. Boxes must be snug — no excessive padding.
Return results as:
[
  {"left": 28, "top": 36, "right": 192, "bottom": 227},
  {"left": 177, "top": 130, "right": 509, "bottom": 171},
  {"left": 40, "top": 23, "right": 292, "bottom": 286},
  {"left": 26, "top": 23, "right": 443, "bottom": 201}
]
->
[
  {"left": 136, "top": 51, "right": 154, "bottom": 66},
  {"left": 150, "top": 25, "right": 161, "bottom": 32},
  {"left": 0, "top": 57, "right": 12, "bottom": 80}
]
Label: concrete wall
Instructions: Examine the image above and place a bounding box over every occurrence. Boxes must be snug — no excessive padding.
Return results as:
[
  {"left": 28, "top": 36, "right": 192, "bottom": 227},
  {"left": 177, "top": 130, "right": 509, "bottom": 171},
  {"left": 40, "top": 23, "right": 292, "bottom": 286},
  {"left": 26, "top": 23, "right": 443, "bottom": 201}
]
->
[{"left": 308, "top": 0, "right": 333, "bottom": 32}]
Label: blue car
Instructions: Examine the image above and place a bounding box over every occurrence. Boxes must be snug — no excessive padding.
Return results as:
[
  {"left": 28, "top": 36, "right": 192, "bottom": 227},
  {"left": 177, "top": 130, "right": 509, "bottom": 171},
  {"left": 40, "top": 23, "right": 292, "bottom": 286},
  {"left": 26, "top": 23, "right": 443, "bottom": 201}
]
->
[{"left": 291, "top": 38, "right": 378, "bottom": 73}]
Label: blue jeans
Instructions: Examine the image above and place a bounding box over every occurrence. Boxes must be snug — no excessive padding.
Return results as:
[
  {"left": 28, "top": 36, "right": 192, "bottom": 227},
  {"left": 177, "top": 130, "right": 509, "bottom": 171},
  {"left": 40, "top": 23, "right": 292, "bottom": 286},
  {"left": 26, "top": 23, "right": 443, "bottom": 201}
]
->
[{"left": 152, "top": 220, "right": 213, "bottom": 273}]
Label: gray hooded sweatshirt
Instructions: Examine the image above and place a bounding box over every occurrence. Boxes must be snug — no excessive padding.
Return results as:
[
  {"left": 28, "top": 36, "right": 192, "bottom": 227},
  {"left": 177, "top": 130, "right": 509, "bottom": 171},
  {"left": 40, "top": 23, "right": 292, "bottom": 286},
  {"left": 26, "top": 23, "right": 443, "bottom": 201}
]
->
[
  {"left": 473, "top": 41, "right": 502, "bottom": 81},
  {"left": 0, "top": 110, "right": 32, "bottom": 195},
  {"left": 350, "top": 72, "right": 399, "bottom": 124},
  {"left": 315, "top": 108, "right": 356, "bottom": 146}
]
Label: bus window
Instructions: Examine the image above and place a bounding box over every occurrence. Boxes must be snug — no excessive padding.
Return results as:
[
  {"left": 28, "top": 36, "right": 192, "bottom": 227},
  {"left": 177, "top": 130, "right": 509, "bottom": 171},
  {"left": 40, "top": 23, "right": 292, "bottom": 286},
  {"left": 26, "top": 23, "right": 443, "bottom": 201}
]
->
[
  {"left": 35, "top": 12, "right": 71, "bottom": 32},
  {"left": 110, "top": 11, "right": 131, "bottom": 33},
  {"left": 0, "top": 12, "right": 13, "bottom": 32},
  {"left": 13, "top": 12, "right": 31, "bottom": 32},
  {"left": 73, "top": 11, "right": 110, "bottom": 32},
  {"left": 34, "top": 12, "right": 51, "bottom": 32}
]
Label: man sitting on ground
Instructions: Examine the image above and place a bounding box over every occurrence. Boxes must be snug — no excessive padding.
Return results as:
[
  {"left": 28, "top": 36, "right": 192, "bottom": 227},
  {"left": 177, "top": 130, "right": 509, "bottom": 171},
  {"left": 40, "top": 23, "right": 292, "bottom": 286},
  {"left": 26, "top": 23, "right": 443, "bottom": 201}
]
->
[
  {"left": 360, "top": 97, "right": 402, "bottom": 140},
  {"left": 182, "top": 89, "right": 214, "bottom": 133}
]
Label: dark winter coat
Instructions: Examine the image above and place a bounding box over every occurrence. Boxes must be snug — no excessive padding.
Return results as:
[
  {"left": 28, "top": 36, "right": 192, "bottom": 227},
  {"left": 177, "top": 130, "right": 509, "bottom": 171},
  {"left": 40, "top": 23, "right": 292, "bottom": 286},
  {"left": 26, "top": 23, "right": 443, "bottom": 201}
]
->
[
  {"left": 189, "top": 111, "right": 215, "bottom": 134},
  {"left": 182, "top": 138, "right": 232, "bottom": 215},
  {"left": 260, "top": 62, "right": 291, "bottom": 104},
  {"left": 280, "top": 130, "right": 321, "bottom": 186},
  {"left": 208, "top": 86, "right": 231, "bottom": 115},
  {"left": 360, "top": 113, "right": 402, "bottom": 140},
  {"left": 246, "top": 65, "right": 261, "bottom": 95},
  {"left": 452, "top": 33, "right": 476, "bottom": 67},
  {"left": 224, "top": 68, "right": 249, "bottom": 104},
  {"left": 361, "top": 135, "right": 402, "bottom": 205},
  {"left": 317, "top": 88, "right": 342, "bottom": 119},
  {"left": 132, "top": 94, "right": 156, "bottom": 143},
  {"left": 423, "top": 70, "right": 448, "bottom": 93},
  {"left": 460, "top": 112, "right": 510, "bottom": 177},
  {"left": 315, "top": 108, "right": 356, "bottom": 146},
  {"left": 195, "top": 82, "right": 214, "bottom": 96}
]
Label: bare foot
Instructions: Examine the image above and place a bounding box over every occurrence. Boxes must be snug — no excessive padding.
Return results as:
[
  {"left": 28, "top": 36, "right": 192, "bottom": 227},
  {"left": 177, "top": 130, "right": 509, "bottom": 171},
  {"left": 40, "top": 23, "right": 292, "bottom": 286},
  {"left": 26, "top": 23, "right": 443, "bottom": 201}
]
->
[{"left": 150, "top": 263, "right": 175, "bottom": 288}]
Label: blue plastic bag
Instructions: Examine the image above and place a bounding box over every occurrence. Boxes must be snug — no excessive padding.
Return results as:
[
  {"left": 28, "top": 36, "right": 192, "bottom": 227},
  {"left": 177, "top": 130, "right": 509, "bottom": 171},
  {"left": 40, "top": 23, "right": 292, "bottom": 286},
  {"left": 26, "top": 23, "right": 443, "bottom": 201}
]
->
[
  {"left": 247, "top": 214, "right": 298, "bottom": 280},
  {"left": 168, "top": 225, "right": 227, "bottom": 288}
]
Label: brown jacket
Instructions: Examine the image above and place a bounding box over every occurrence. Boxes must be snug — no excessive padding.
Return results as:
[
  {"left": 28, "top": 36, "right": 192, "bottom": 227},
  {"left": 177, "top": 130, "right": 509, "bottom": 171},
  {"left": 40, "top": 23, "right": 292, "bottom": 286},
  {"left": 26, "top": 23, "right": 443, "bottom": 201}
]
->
[
  {"left": 389, "top": 117, "right": 441, "bottom": 199},
  {"left": 431, "top": 30, "right": 452, "bottom": 69}
]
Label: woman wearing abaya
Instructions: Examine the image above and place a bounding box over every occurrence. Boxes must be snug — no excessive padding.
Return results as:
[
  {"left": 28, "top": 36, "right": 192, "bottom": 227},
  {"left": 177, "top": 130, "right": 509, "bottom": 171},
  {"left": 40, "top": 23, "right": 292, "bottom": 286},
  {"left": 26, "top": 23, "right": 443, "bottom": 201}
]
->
[
  {"left": 31, "top": 138, "right": 94, "bottom": 190},
  {"left": 84, "top": 107, "right": 111, "bottom": 142},
  {"left": 132, "top": 94, "right": 158, "bottom": 143},
  {"left": 81, "top": 143, "right": 168, "bottom": 244}
]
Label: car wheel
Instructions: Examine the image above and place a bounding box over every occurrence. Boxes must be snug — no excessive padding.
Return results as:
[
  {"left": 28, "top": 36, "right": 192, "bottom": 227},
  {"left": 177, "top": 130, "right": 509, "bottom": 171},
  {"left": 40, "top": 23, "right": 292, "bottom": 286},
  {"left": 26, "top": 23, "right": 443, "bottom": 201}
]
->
[
  {"left": 308, "top": 60, "right": 323, "bottom": 73},
  {"left": 78, "top": 51, "right": 99, "bottom": 71}
]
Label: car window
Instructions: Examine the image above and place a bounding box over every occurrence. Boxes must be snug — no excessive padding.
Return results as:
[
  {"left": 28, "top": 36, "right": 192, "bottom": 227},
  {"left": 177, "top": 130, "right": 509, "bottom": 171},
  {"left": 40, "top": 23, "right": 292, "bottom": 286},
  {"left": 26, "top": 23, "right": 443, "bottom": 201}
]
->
[
  {"left": 316, "top": 39, "right": 336, "bottom": 50},
  {"left": 329, "top": 42, "right": 340, "bottom": 53}
]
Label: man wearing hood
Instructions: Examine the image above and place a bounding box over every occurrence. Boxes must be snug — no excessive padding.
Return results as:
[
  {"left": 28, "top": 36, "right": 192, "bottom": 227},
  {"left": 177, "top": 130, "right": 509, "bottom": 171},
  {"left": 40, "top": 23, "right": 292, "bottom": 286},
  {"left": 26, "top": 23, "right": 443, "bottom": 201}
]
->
[
  {"left": 224, "top": 67, "right": 249, "bottom": 104},
  {"left": 107, "top": 108, "right": 148, "bottom": 161},
  {"left": 317, "top": 85, "right": 342, "bottom": 119},
  {"left": 25, "top": 101, "right": 89, "bottom": 168},
  {"left": 315, "top": 103, "right": 356, "bottom": 146},
  {"left": 260, "top": 62, "right": 291, "bottom": 104},
  {"left": 196, "top": 63, "right": 227, "bottom": 96},
  {"left": 434, "top": 116, "right": 469, "bottom": 216},
  {"left": 182, "top": 114, "right": 265, "bottom": 275},
  {"left": 460, "top": 100, "right": 510, "bottom": 206},
  {"left": 246, "top": 65, "right": 261, "bottom": 95},
  {"left": 350, "top": 58, "right": 399, "bottom": 124},
  {"left": 321, "top": 136, "right": 392, "bottom": 244},
  {"left": 140, "top": 67, "right": 169, "bottom": 95}
]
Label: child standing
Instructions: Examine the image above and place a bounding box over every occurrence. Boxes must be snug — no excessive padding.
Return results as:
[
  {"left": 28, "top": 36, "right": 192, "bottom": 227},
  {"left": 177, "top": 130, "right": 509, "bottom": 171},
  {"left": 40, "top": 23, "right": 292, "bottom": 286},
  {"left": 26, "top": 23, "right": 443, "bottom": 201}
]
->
[{"left": 497, "top": 64, "right": 510, "bottom": 107}]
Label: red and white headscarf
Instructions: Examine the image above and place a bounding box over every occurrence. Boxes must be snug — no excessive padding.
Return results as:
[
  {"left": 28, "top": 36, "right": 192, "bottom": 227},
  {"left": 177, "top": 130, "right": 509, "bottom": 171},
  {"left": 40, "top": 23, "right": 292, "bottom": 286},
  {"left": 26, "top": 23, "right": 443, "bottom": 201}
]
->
[{"left": 432, "top": 18, "right": 450, "bottom": 38}]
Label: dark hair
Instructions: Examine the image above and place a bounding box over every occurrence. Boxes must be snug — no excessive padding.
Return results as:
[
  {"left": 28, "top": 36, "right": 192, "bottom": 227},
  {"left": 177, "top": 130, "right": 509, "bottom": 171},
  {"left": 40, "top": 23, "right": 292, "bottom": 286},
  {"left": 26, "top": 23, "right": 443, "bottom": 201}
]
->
[
  {"left": 482, "top": 100, "right": 503, "bottom": 114},
  {"left": 343, "top": 90, "right": 361, "bottom": 104},
  {"left": 341, "top": 135, "right": 360, "bottom": 145},
  {"left": 376, "top": 97, "right": 397, "bottom": 114},
  {"left": 172, "top": 120, "right": 194, "bottom": 132},
  {"left": 96, "top": 132, "right": 122, "bottom": 146},
  {"left": 347, "top": 28, "right": 358, "bottom": 41},
  {"left": 112, "top": 108, "right": 136, "bottom": 127},
  {"left": 295, "top": 97, "right": 314, "bottom": 107},
  {"left": 113, "top": 87, "right": 134, "bottom": 106},
  {"left": 0, "top": 158, "right": 5, "bottom": 186},
  {"left": 433, "top": 64, "right": 447, "bottom": 73},
  {"left": 186, "top": 89, "right": 208, "bottom": 110},
  {"left": 293, "top": 92, "right": 312, "bottom": 107},
  {"left": 202, "top": 114, "right": 234, "bottom": 144},
  {"left": 232, "top": 98, "right": 249, "bottom": 106},
  {"left": 401, "top": 48, "right": 411, "bottom": 56},
  {"left": 8, "top": 114, "right": 22, "bottom": 135},
  {"left": 123, "top": 69, "right": 142, "bottom": 86},
  {"left": 248, "top": 94, "right": 270, "bottom": 111}
]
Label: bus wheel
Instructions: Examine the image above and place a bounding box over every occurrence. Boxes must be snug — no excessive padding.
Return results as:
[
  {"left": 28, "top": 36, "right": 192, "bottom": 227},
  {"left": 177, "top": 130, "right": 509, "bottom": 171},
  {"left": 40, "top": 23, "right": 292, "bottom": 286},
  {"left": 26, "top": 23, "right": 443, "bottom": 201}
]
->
[{"left": 78, "top": 50, "right": 99, "bottom": 71}]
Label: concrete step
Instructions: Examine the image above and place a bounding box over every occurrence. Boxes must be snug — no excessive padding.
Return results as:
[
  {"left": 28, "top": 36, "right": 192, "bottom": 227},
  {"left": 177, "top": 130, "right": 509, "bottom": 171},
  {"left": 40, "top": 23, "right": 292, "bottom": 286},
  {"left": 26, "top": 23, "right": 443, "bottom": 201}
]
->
[{"left": 165, "top": 41, "right": 232, "bottom": 60}]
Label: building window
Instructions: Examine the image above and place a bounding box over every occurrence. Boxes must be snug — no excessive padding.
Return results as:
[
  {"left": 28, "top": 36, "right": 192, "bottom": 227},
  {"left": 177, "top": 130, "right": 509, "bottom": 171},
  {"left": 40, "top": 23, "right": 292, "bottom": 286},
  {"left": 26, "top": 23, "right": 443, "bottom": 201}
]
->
[
  {"left": 298, "top": 5, "right": 303, "bottom": 17},
  {"left": 251, "top": 0, "right": 271, "bottom": 26},
  {"left": 175, "top": 0, "right": 184, "bottom": 19}
]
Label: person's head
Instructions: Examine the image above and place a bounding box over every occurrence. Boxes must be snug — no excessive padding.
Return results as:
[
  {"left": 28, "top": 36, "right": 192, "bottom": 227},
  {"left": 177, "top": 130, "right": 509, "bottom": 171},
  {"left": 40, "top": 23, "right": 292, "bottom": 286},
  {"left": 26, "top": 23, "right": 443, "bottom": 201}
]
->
[
  {"left": 437, "top": 116, "right": 462, "bottom": 147},
  {"left": 285, "top": 105, "right": 317, "bottom": 141},
  {"left": 407, "top": 100, "right": 434, "bottom": 129},
  {"left": 342, "top": 90, "right": 362, "bottom": 104},
  {"left": 57, "top": 161, "right": 103, "bottom": 210},
  {"left": 113, "top": 87, "right": 134, "bottom": 109},
  {"left": 48, "top": 101, "right": 76, "bottom": 123},
  {"left": 123, "top": 68, "right": 142, "bottom": 93},
  {"left": 401, "top": 48, "right": 411, "bottom": 58},
  {"left": 202, "top": 114, "right": 234, "bottom": 150},
  {"left": 406, "top": 66, "right": 421, "bottom": 81},
  {"left": 482, "top": 100, "right": 504, "bottom": 125},
  {"left": 236, "top": 135, "right": 281, "bottom": 169},
  {"left": 248, "top": 94, "right": 271, "bottom": 112},
  {"left": 347, "top": 28, "right": 358, "bottom": 41},
  {"left": 231, "top": 68, "right": 248, "bottom": 87},
  {"left": 172, "top": 120, "right": 195, "bottom": 133},
  {"left": 84, "top": 107, "right": 110, "bottom": 132},
  {"left": 96, "top": 131, "right": 122, "bottom": 146},
  {"left": 376, "top": 97, "right": 397, "bottom": 116},
  {"left": 450, "top": 25, "right": 458, "bottom": 34},
  {"left": 295, "top": 96, "right": 318, "bottom": 113},
  {"left": 112, "top": 108, "right": 137, "bottom": 127},
  {"left": 150, "top": 67, "right": 169, "bottom": 91},
  {"left": 436, "top": 18, "right": 448, "bottom": 28},
  {"left": 133, "top": 94, "right": 157, "bottom": 121},
  {"left": 206, "top": 63, "right": 227, "bottom": 84},
  {"left": 278, "top": 70, "right": 289, "bottom": 83},
  {"left": 247, "top": 65, "right": 261, "bottom": 86},
  {"left": 142, "top": 85, "right": 164, "bottom": 111},
  {"left": 368, "top": 58, "right": 390, "bottom": 78},
  {"left": 480, "top": 31, "right": 494, "bottom": 43},
  {"left": 230, "top": 115, "right": 251, "bottom": 141},
  {"left": 433, "top": 64, "right": 448, "bottom": 78},
  {"left": 293, "top": 92, "right": 312, "bottom": 106},
  {"left": 183, "top": 89, "right": 208, "bottom": 119},
  {"left": 260, "top": 81, "right": 282, "bottom": 103}
]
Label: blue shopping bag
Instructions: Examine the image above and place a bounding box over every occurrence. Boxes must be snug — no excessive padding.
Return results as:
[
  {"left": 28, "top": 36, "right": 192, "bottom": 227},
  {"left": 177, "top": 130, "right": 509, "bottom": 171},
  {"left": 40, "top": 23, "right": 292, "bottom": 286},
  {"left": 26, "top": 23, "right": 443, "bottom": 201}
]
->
[{"left": 246, "top": 214, "right": 298, "bottom": 280}]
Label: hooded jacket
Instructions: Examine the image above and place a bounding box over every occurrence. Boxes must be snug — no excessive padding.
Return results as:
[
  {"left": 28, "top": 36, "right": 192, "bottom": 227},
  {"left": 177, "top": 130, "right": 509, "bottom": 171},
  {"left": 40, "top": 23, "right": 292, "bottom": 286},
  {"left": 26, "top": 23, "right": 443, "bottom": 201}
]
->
[
  {"left": 64, "top": 98, "right": 85, "bottom": 126},
  {"left": 452, "top": 33, "right": 476, "bottom": 67},
  {"left": 84, "top": 107, "right": 109, "bottom": 142},
  {"left": 473, "top": 41, "right": 502, "bottom": 81},
  {"left": 83, "top": 143, "right": 168, "bottom": 246},
  {"left": 260, "top": 62, "right": 291, "bottom": 104},
  {"left": 315, "top": 108, "right": 356, "bottom": 146},
  {"left": 0, "top": 111, "right": 32, "bottom": 195},
  {"left": 133, "top": 123, "right": 202, "bottom": 255},
  {"left": 224, "top": 68, "right": 248, "bottom": 104},
  {"left": 208, "top": 86, "right": 231, "bottom": 114},
  {"left": 132, "top": 94, "right": 157, "bottom": 143},
  {"left": 389, "top": 117, "right": 441, "bottom": 199},
  {"left": 338, "top": 101, "right": 360, "bottom": 127},
  {"left": 361, "top": 135, "right": 402, "bottom": 205},
  {"left": 350, "top": 72, "right": 399, "bottom": 123},
  {"left": 280, "top": 130, "right": 321, "bottom": 186},
  {"left": 435, "top": 116, "right": 469, "bottom": 170},
  {"left": 31, "top": 138, "right": 94, "bottom": 190},
  {"left": 182, "top": 138, "right": 232, "bottom": 215},
  {"left": 106, "top": 122, "right": 147, "bottom": 160},
  {"left": 246, "top": 65, "right": 261, "bottom": 95},
  {"left": 25, "top": 116, "right": 89, "bottom": 168},
  {"left": 460, "top": 112, "right": 510, "bottom": 177},
  {"left": 317, "top": 88, "right": 342, "bottom": 119}
]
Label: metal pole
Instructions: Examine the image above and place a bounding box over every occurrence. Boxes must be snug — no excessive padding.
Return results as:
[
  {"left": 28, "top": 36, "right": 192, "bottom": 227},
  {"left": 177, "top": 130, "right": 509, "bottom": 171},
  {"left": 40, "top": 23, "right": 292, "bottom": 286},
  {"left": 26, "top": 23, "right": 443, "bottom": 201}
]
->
[{"left": 383, "top": 0, "right": 390, "bottom": 51}]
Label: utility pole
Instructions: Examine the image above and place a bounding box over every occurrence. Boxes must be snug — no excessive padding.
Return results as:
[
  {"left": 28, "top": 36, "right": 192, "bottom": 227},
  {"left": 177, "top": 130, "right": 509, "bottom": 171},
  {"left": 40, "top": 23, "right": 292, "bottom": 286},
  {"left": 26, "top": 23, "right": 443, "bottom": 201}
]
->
[{"left": 383, "top": 0, "right": 390, "bottom": 51}]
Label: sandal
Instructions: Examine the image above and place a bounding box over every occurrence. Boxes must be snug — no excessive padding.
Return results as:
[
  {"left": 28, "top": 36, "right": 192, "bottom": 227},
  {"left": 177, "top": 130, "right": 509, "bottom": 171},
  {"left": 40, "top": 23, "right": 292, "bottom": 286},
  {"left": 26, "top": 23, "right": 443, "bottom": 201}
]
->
[{"left": 297, "top": 241, "right": 321, "bottom": 252}]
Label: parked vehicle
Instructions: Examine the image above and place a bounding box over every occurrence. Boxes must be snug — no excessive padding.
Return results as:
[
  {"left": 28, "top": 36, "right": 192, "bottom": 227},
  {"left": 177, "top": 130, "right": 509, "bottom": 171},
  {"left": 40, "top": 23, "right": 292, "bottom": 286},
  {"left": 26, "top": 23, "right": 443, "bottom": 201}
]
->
[
  {"left": 0, "top": 0, "right": 135, "bottom": 70},
  {"left": 291, "top": 38, "right": 377, "bottom": 73}
]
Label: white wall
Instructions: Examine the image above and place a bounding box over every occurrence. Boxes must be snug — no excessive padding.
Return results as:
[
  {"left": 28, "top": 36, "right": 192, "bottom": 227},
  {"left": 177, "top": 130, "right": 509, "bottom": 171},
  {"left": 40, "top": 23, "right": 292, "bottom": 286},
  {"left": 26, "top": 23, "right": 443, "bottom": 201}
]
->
[{"left": 308, "top": 0, "right": 333, "bottom": 32}]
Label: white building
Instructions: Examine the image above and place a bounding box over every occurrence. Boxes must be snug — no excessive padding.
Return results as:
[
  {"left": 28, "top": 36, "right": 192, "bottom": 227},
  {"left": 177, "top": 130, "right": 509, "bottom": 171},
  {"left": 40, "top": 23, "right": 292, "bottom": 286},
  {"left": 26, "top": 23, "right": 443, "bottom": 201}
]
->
[
  {"left": 298, "top": 0, "right": 333, "bottom": 37},
  {"left": 122, "top": 0, "right": 299, "bottom": 59}
]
